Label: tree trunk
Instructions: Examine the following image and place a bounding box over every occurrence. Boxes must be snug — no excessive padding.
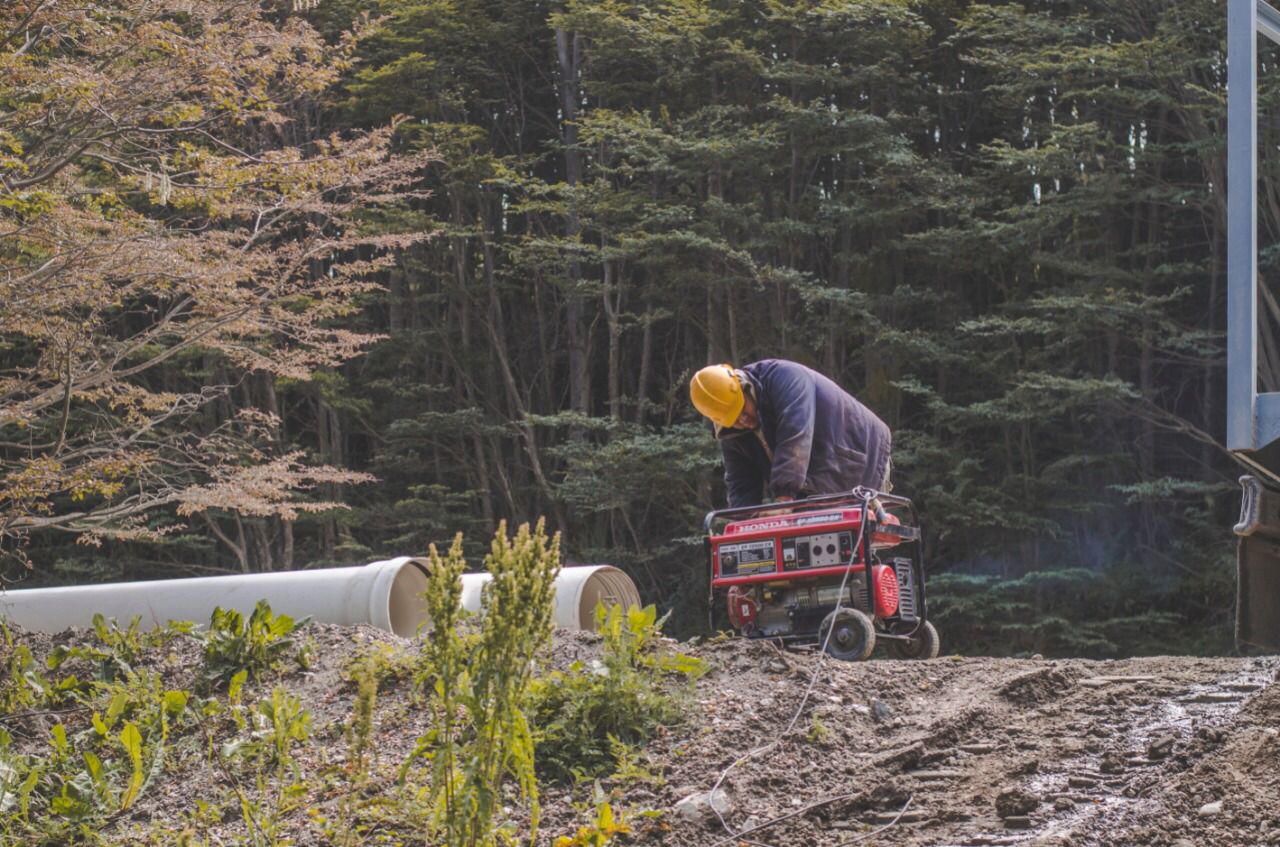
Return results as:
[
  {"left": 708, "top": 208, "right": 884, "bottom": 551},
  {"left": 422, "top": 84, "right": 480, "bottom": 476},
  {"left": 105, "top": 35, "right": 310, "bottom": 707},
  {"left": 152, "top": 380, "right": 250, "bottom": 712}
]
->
[
  {"left": 280, "top": 519, "right": 294, "bottom": 571},
  {"left": 315, "top": 394, "right": 337, "bottom": 561},
  {"left": 603, "top": 259, "right": 623, "bottom": 420},
  {"left": 556, "top": 28, "right": 589, "bottom": 420},
  {"left": 637, "top": 306, "right": 653, "bottom": 423}
]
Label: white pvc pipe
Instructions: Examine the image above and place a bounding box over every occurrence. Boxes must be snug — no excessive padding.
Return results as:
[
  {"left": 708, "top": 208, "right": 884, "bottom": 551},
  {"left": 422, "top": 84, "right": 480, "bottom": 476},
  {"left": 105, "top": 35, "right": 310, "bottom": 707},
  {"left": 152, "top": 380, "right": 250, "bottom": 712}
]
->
[
  {"left": 0, "top": 560, "right": 640, "bottom": 637},
  {"left": 0, "top": 557, "right": 431, "bottom": 638},
  {"left": 458, "top": 564, "right": 641, "bottom": 630}
]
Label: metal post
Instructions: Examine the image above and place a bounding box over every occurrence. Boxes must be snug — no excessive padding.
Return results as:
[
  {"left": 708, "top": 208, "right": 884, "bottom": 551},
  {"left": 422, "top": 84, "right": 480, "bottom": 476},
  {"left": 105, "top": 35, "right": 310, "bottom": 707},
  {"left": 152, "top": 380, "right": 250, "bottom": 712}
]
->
[
  {"left": 1229, "top": 0, "right": 1259, "bottom": 451},
  {"left": 1228, "top": 0, "right": 1280, "bottom": 453}
]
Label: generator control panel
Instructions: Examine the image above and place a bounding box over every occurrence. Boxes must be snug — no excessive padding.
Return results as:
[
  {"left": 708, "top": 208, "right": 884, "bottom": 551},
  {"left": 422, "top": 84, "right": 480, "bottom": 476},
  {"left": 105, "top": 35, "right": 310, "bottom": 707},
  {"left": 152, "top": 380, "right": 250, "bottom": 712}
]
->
[{"left": 781, "top": 531, "right": 854, "bottom": 570}]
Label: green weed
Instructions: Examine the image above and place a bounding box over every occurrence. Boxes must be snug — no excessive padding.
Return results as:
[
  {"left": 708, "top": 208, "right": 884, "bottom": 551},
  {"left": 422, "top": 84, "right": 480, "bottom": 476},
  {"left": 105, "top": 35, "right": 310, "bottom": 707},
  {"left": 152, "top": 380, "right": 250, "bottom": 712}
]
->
[
  {"left": 807, "top": 715, "right": 832, "bottom": 745},
  {"left": 527, "top": 604, "right": 704, "bottom": 784},
  {"left": 553, "top": 792, "right": 629, "bottom": 847},
  {"left": 0, "top": 622, "right": 93, "bottom": 712},
  {"left": 348, "top": 659, "right": 378, "bottom": 777},
  {"left": 219, "top": 686, "right": 312, "bottom": 847},
  {"left": 197, "top": 600, "right": 309, "bottom": 693},
  {"left": 401, "top": 519, "right": 560, "bottom": 847},
  {"left": 42, "top": 616, "right": 194, "bottom": 693},
  {"left": 342, "top": 642, "right": 416, "bottom": 691},
  {"left": 306, "top": 643, "right": 421, "bottom": 846},
  {"left": 607, "top": 738, "right": 664, "bottom": 786},
  {"left": 143, "top": 797, "right": 224, "bottom": 846},
  {"left": 0, "top": 669, "right": 188, "bottom": 846}
]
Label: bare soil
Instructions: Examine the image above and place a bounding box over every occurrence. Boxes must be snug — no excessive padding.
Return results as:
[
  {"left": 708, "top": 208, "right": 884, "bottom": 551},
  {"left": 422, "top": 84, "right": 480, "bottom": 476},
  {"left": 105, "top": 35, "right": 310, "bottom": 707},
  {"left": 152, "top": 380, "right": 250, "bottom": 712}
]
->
[
  {"left": 628, "top": 640, "right": 1280, "bottom": 847},
  {"left": 5, "top": 624, "right": 1277, "bottom": 846}
]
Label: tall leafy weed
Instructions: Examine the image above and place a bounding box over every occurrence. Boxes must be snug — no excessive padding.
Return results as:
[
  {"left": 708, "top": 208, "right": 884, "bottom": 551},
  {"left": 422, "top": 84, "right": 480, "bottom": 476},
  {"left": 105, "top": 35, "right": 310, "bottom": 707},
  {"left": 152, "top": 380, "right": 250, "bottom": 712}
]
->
[
  {"left": 401, "top": 519, "right": 560, "bottom": 847},
  {"left": 527, "top": 604, "right": 704, "bottom": 784}
]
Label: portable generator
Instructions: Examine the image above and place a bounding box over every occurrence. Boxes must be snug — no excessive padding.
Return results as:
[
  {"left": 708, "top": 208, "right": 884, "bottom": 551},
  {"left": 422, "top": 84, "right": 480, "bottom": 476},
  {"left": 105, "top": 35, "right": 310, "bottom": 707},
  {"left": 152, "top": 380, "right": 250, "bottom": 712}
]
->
[{"left": 704, "top": 488, "right": 938, "bottom": 661}]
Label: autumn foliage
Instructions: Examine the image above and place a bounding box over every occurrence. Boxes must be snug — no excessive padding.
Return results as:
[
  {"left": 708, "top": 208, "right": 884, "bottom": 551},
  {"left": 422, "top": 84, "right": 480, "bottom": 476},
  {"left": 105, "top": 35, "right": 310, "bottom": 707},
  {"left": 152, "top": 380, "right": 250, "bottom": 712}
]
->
[{"left": 0, "top": 2, "right": 433, "bottom": 571}]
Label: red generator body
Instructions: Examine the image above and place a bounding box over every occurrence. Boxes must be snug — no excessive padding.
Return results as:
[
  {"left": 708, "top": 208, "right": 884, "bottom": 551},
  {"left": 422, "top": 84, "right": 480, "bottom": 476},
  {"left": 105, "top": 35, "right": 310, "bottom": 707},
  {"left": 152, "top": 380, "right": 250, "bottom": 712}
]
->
[{"left": 705, "top": 488, "right": 938, "bottom": 661}]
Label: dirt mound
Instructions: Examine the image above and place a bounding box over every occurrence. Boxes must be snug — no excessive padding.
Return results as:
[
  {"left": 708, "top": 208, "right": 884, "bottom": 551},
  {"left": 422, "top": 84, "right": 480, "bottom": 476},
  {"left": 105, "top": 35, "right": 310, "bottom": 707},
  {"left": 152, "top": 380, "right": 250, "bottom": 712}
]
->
[
  {"left": 998, "top": 665, "right": 1076, "bottom": 705},
  {"left": 3, "top": 624, "right": 1276, "bottom": 846}
]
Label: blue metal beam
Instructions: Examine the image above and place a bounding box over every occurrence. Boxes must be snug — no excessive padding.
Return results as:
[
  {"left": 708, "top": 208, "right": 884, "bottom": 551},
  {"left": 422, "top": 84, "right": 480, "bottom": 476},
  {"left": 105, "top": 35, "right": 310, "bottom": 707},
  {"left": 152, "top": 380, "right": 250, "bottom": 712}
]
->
[
  {"left": 1225, "top": 0, "right": 1280, "bottom": 450},
  {"left": 1259, "top": 0, "right": 1280, "bottom": 45},
  {"left": 1256, "top": 392, "right": 1280, "bottom": 445},
  {"left": 1229, "top": 0, "right": 1259, "bottom": 449}
]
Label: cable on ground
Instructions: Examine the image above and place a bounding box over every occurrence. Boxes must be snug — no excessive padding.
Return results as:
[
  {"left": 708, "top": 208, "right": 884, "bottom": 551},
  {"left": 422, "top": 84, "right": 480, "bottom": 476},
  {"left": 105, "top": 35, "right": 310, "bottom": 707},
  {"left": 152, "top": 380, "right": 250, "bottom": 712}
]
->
[{"left": 706, "top": 491, "right": 876, "bottom": 845}]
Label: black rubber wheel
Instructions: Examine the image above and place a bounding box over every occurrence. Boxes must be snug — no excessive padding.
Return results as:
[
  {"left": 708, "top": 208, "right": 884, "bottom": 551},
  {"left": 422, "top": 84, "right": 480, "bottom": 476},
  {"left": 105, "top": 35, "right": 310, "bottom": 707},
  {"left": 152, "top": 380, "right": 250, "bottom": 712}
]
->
[
  {"left": 819, "top": 608, "right": 876, "bottom": 661},
  {"left": 887, "top": 621, "right": 940, "bottom": 660}
]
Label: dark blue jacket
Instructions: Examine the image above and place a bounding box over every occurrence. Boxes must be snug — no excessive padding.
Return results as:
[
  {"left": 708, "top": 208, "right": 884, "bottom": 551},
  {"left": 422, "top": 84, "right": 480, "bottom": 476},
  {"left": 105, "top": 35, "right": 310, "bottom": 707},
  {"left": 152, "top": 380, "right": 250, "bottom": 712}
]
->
[{"left": 717, "top": 359, "right": 891, "bottom": 508}]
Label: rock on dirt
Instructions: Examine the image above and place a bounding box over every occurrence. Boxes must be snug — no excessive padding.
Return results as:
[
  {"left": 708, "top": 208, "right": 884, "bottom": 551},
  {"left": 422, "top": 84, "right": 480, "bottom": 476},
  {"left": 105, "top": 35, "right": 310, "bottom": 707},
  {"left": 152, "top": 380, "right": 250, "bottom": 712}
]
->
[
  {"left": 1099, "top": 751, "right": 1127, "bottom": 773},
  {"left": 1147, "top": 733, "right": 1178, "bottom": 760},
  {"left": 996, "top": 787, "right": 1040, "bottom": 818},
  {"left": 672, "top": 787, "right": 733, "bottom": 824},
  {"left": 1198, "top": 800, "right": 1223, "bottom": 817},
  {"left": 874, "top": 740, "right": 925, "bottom": 770}
]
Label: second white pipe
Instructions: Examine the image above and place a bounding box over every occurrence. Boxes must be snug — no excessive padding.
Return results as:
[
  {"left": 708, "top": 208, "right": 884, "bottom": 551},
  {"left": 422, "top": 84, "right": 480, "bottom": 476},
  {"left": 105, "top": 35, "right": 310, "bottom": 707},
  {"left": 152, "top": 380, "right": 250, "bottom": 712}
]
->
[{"left": 457, "top": 564, "right": 642, "bottom": 629}]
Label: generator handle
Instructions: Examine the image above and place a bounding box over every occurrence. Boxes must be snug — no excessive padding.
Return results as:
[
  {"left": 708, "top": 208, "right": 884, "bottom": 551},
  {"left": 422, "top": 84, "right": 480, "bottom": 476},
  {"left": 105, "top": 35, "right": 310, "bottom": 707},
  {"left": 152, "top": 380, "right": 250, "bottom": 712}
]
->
[{"left": 702, "top": 487, "right": 911, "bottom": 535}]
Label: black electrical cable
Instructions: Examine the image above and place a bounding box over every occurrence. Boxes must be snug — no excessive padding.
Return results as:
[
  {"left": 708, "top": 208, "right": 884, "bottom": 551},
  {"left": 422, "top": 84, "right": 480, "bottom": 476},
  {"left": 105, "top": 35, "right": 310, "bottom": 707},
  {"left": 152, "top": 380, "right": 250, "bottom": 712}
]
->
[{"left": 705, "top": 492, "right": 875, "bottom": 843}]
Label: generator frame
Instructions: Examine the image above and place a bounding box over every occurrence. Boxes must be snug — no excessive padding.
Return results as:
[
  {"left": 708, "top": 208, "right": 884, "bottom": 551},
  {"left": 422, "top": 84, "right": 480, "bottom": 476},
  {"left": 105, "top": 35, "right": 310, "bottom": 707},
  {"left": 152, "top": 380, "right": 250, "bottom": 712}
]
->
[{"left": 703, "top": 487, "right": 929, "bottom": 647}]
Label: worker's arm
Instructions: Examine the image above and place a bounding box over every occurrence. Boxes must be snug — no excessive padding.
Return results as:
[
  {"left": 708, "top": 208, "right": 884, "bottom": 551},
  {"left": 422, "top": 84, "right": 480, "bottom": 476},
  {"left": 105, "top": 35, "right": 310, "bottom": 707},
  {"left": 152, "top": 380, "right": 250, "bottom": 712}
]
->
[
  {"left": 766, "top": 364, "right": 816, "bottom": 500},
  {"left": 722, "top": 437, "right": 765, "bottom": 508}
]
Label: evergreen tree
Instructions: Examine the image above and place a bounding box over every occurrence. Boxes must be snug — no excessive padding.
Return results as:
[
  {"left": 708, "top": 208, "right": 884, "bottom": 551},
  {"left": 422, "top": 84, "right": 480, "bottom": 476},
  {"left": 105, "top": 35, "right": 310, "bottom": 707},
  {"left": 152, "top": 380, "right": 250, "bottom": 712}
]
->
[{"left": 14, "top": 0, "right": 1264, "bottom": 655}]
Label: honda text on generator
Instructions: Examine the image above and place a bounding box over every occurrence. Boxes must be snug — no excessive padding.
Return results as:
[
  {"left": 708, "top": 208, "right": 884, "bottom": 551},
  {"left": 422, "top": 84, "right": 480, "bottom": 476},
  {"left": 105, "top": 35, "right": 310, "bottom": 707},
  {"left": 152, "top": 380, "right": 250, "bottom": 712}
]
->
[{"left": 705, "top": 488, "right": 938, "bottom": 661}]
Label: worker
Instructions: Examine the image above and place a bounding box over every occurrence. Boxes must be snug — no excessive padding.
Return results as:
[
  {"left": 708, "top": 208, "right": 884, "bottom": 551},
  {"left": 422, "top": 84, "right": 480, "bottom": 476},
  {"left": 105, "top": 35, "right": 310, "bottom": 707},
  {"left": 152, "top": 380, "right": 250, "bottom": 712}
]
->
[{"left": 689, "top": 359, "right": 891, "bottom": 508}]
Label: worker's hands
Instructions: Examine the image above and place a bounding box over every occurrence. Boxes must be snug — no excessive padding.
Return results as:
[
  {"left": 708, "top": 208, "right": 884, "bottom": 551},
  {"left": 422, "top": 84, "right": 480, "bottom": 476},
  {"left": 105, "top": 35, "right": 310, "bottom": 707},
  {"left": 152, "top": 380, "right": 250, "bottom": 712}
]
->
[{"left": 756, "top": 495, "right": 794, "bottom": 517}]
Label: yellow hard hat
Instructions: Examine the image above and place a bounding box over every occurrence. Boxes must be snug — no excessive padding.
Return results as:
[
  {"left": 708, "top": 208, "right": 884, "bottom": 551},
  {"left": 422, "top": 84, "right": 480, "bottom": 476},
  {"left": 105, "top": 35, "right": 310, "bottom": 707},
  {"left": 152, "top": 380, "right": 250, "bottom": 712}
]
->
[{"left": 690, "top": 364, "right": 744, "bottom": 427}]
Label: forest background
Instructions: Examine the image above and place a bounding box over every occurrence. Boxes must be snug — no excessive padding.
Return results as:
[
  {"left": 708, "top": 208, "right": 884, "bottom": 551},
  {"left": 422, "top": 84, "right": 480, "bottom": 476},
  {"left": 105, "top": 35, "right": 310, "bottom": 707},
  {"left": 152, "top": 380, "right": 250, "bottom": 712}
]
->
[{"left": 4, "top": 0, "right": 1270, "bottom": 658}]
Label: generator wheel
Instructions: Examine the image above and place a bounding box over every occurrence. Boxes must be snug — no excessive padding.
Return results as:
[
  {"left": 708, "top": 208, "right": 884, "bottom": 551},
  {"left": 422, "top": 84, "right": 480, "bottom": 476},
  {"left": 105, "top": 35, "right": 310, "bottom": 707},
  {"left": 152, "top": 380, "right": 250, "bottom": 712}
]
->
[
  {"left": 887, "top": 621, "right": 939, "bottom": 660},
  {"left": 819, "top": 608, "right": 876, "bottom": 661}
]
